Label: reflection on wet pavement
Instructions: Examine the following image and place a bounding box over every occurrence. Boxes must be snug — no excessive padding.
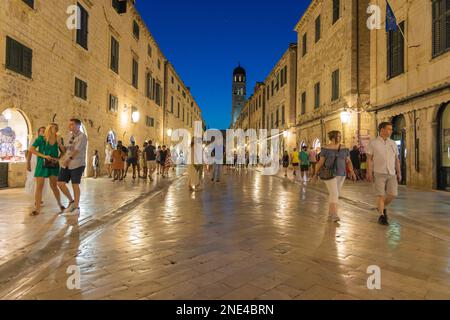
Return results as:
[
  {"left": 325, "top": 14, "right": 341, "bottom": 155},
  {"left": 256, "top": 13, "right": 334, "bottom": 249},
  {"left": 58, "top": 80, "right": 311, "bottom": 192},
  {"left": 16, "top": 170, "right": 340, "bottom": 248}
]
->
[{"left": 0, "top": 167, "right": 449, "bottom": 300}]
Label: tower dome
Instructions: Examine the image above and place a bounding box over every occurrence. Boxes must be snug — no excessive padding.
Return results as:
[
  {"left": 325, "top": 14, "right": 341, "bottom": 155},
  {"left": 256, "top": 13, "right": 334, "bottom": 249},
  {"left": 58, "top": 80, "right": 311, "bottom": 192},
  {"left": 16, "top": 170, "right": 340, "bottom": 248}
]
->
[{"left": 233, "top": 65, "right": 246, "bottom": 76}]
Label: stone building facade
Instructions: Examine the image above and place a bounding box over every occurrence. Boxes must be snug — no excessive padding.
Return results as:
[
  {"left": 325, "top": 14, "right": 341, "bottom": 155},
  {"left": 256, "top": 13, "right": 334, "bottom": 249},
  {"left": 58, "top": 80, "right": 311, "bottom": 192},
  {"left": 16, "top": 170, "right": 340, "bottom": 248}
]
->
[
  {"left": 264, "top": 43, "right": 298, "bottom": 153},
  {"left": 231, "top": 44, "right": 298, "bottom": 155},
  {"left": 294, "top": 0, "right": 372, "bottom": 152},
  {"left": 369, "top": 0, "right": 450, "bottom": 190},
  {"left": 0, "top": 0, "right": 204, "bottom": 187},
  {"left": 164, "top": 62, "right": 203, "bottom": 148}
]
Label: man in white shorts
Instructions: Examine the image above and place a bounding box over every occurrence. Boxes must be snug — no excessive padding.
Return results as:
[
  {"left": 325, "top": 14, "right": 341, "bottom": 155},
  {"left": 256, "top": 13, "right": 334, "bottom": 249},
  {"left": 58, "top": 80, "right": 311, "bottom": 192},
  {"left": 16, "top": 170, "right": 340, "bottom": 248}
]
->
[
  {"left": 144, "top": 140, "right": 157, "bottom": 181},
  {"left": 366, "top": 122, "right": 401, "bottom": 226}
]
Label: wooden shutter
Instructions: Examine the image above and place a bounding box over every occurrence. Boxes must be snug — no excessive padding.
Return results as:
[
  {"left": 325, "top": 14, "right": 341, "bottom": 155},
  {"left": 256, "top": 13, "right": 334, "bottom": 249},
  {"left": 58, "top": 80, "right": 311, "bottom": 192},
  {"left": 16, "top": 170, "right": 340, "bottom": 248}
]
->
[
  {"left": 22, "top": 45, "right": 32, "bottom": 78},
  {"left": 315, "top": 16, "right": 321, "bottom": 42},
  {"left": 110, "top": 37, "right": 119, "bottom": 73},
  {"left": 302, "top": 33, "right": 307, "bottom": 56},
  {"left": 301, "top": 92, "right": 306, "bottom": 115},
  {"left": 77, "top": 3, "right": 88, "bottom": 49}
]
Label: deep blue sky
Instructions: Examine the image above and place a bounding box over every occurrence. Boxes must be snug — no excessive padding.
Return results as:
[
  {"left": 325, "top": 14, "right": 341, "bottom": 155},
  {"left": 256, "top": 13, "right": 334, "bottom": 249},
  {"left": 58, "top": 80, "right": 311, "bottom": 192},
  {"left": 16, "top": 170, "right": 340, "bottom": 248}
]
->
[{"left": 136, "top": 0, "right": 309, "bottom": 129}]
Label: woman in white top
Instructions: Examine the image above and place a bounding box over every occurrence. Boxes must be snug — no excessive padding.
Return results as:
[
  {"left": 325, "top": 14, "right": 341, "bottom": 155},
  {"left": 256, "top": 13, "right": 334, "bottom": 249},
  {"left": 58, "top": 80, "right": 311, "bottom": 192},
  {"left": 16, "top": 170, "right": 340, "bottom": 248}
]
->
[{"left": 104, "top": 143, "right": 113, "bottom": 178}]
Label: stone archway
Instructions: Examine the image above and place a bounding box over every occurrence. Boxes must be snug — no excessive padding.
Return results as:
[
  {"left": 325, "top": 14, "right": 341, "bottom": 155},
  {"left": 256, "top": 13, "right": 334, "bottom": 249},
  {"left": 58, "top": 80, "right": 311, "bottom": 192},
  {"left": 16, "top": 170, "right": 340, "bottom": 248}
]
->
[{"left": 437, "top": 103, "right": 450, "bottom": 191}]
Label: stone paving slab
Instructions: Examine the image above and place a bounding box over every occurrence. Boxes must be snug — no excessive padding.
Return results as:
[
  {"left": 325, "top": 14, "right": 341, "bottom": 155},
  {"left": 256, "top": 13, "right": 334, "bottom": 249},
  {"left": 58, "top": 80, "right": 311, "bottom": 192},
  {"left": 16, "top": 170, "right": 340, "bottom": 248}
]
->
[{"left": 0, "top": 167, "right": 449, "bottom": 300}]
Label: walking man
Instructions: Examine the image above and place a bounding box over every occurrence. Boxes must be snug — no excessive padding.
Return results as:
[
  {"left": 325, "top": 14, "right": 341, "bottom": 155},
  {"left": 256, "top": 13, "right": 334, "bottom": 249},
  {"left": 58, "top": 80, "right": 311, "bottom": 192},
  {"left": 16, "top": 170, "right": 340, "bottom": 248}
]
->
[
  {"left": 144, "top": 140, "right": 157, "bottom": 181},
  {"left": 366, "top": 122, "right": 401, "bottom": 226},
  {"left": 58, "top": 118, "right": 88, "bottom": 216},
  {"left": 124, "top": 141, "right": 138, "bottom": 179}
]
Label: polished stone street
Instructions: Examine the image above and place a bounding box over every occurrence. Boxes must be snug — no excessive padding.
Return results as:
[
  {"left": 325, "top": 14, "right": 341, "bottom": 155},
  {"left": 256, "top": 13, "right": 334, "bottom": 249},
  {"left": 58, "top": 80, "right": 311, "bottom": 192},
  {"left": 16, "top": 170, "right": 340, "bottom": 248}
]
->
[{"left": 0, "top": 167, "right": 449, "bottom": 300}]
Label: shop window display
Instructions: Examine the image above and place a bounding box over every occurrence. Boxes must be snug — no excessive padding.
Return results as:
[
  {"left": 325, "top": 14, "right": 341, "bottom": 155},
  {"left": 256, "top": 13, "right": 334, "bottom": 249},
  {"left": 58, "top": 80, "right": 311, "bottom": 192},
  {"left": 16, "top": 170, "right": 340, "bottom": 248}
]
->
[{"left": 0, "top": 109, "right": 29, "bottom": 163}]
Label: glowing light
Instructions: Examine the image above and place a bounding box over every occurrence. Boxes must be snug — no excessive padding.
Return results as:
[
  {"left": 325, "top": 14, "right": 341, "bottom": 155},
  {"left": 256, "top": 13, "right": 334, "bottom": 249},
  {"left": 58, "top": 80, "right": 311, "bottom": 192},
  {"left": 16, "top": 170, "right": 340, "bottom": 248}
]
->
[
  {"left": 283, "top": 131, "right": 289, "bottom": 138},
  {"left": 340, "top": 110, "right": 351, "bottom": 124},
  {"left": 131, "top": 111, "right": 140, "bottom": 123},
  {"left": 167, "top": 129, "right": 173, "bottom": 137},
  {"left": 3, "top": 109, "right": 12, "bottom": 120}
]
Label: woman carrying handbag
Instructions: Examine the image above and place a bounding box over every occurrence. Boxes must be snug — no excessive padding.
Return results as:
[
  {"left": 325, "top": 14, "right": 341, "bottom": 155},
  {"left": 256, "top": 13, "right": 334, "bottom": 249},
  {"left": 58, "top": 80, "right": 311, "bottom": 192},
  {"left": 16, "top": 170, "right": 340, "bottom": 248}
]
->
[
  {"left": 29, "top": 124, "right": 65, "bottom": 216},
  {"left": 312, "top": 131, "right": 356, "bottom": 222}
]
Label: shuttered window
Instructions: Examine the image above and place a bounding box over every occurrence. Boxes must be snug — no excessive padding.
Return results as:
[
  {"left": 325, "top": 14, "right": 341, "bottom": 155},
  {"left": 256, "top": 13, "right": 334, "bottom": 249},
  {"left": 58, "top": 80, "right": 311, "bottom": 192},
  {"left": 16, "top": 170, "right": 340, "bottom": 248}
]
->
[
  {"left": 146, "top": 73, "right": 152, "bottom": 99},
  {"left": 315, "top": 16, "right": 321, "bottom": 42},
  {"left": 22, "top": 0, "right": 34, "bottom": 9},
  {"left": 133, "top": 21, "right": 140, "bottom": 40},
  {"left": 132, "top": 59, "right": 138, "bottom": 88},
  {"left": 333, "top": 0, "right": 340, "bottom": 24},
  {"left": 387, "top": 21, "right": 405, "bottom": 79},
  {"left": 75, "top": 78, "right": 87, "bottom": 100},
  {"left": 5, "top": 36, "right": 32, "bottom": 78},
  {"left": 109, "top": 94, "right": 118, "bottom": 113},
  {"left": 302, "top": 33, "right": 307, "bottom": 56},
  {"left": 314, "top": 82, "right": 320, "bottom": 109},
  {"left": 112, "top": 0, "right": 127, "bottom": 14},
  {"left": 301, "top": 92, "right": 306, "bottom": 115},
  {"left": 155, "top": 83, "right": 162, "bottom": 106},
  {"left": 281, "top": 105, "right": 285, "bottom": 125},
  {"left": 146, "top": 116, "right": 154, "bottom": 127},
  {"left": 110, "top": 36, "right": 119, "bottom": 74},
  {"left": 332, "top": 69, "right": 340, "bottom": 101},
  {"left": 432, "top": 0, "right": 450, "bottom": 57},
  {"left": 76, "top": 3, "right": 88, "bottom": 50}
]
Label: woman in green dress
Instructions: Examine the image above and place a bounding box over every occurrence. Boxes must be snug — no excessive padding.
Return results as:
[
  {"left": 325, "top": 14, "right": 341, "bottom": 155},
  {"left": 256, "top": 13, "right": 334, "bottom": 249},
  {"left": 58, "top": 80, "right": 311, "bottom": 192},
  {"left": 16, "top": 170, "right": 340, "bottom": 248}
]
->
[{"left": 29, "top": 124, "right": 65, "bottom": 216}]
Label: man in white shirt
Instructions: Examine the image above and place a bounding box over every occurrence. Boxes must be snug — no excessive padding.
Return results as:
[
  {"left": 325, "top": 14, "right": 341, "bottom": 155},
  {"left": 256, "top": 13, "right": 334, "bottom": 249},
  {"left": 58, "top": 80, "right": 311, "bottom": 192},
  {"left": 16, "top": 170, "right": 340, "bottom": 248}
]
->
[
  {"left": 366, "top": 122, "right": 401, "bottom": 225},
  {"left": 58, "top": 118, "right": 88, "bottom": 216}
]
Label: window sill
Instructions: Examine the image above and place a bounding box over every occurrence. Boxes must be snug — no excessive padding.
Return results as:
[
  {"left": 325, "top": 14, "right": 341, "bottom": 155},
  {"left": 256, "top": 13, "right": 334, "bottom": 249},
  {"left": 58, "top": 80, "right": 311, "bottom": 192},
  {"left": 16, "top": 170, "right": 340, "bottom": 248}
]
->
[
  {"left": 385, "top": 72, "right": 405, "bottom": 83},
  {"left": 431, "top": 49, "right": 450, "bottom": 62},
  {"left": 4, "top": 68, "right": 33, "bottom": 81},
  {"left": 73, "top": 95, "right": 89, "bottom": 104}
]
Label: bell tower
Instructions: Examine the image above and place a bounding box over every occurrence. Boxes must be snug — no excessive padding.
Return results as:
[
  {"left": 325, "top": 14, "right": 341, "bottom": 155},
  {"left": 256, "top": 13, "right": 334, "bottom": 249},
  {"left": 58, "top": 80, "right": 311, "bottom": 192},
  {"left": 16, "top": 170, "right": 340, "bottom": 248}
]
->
[{"left": 231, "top": 64, "right": 246, "bottom": 126}]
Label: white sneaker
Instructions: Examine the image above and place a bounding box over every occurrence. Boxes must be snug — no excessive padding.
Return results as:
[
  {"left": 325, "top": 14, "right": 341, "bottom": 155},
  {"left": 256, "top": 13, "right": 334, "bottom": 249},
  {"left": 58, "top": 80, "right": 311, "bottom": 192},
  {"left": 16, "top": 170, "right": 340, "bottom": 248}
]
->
[
  {"left": 64, "top": 201, "right": 75, "bottom": 213},
  {"left": 64, "top": 207, "right": 80, "bottom": 216}
]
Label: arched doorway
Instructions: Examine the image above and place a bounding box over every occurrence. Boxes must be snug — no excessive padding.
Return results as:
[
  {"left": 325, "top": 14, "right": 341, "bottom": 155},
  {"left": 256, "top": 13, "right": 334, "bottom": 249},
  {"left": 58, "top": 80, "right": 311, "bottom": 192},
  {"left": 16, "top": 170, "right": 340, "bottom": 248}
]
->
[
  {"left": 392, "top": 115, "right": 407, "bottom": 185},
  {"left": 0, "top": 108, "right": 30, "bottom": 162},
  {"left": 437, "top": 103, "right": 450, "bottom": 191},
  {"left": 312, "top": 138, "right": 321, "bottom": 153},
  {"left": 106, "top": 130, "right": 117, "bottom": 149}
]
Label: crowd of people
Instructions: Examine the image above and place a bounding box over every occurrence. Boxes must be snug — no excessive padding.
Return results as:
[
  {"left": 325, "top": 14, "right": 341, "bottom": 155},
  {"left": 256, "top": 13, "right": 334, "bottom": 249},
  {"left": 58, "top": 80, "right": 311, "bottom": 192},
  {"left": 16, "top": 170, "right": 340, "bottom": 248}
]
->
[
  {"left": 24, "top": 121, "right": 400, "bottom": 228},
  {"left": 104, "top": 140, "right": 174, "bottom": 182}
]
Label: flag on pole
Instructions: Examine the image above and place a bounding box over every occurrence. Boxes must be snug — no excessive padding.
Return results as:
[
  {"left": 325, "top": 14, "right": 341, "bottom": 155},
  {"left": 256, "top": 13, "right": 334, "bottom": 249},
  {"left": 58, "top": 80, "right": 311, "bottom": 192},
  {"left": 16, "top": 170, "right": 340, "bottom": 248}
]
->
[{"left": 385, "top": 0, "right": 398, "bottom": 32}]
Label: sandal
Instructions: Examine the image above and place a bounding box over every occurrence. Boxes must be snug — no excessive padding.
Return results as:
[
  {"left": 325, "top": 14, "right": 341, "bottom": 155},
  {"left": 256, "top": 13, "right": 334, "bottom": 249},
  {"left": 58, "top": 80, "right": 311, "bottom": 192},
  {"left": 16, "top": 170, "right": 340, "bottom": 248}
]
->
[{"left": 30, "top": 210, "right": 40, "bottom": 216}]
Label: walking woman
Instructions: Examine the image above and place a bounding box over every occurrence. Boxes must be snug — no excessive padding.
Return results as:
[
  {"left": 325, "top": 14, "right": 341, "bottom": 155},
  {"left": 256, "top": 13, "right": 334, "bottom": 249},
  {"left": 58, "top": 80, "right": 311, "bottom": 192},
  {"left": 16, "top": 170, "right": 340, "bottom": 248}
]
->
[
  {"left": 29, "top": 124, "right": 65, "bottom": 216},
  {"left": 188, "top": 139, "right": 203, "bottom": 191},
  {"left": 25, "top": 127, "right": 47, "bottom": 199},
  {"left": 282, "top": 150, "right": 289, "bottom": 177},
  {"left": 312, "top": 131, "right": 356, "bottom": 222},
  {"left": 163, "top": 147, "right": 173, "bottom": 178},
  {"left": 111, "top": 141, "right": 126, "bottom": 181},
  {"left": 104, "top": 143, "right": 113, "bottom": 178}
]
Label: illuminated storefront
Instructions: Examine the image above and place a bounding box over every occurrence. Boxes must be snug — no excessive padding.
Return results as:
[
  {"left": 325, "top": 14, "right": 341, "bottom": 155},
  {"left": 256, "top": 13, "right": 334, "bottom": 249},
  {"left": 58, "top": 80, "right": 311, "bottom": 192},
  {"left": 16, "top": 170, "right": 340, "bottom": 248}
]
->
[{"left": 0, "top": 109, "right": 29, "bottom": 163}]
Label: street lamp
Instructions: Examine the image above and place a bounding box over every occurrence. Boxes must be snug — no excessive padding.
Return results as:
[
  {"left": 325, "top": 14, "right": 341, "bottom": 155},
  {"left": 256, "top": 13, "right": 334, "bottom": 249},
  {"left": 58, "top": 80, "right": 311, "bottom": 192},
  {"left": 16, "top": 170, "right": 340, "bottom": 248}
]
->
[
  {"left": 131, "top": 110, "right": 140, "bottom": 123},
  {"left": 340, "top": 110, "right": 351, "bottom": 124},
  {"left": 167, "top": 128, "right": 173, "bottom": 137}
]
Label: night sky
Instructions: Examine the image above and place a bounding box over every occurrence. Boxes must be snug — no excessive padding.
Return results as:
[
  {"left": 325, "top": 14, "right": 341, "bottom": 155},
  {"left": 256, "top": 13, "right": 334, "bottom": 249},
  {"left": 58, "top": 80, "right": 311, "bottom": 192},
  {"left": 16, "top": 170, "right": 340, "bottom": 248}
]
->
[{"left": 135, "top": 0, "right": 310, "bottom": 129}]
